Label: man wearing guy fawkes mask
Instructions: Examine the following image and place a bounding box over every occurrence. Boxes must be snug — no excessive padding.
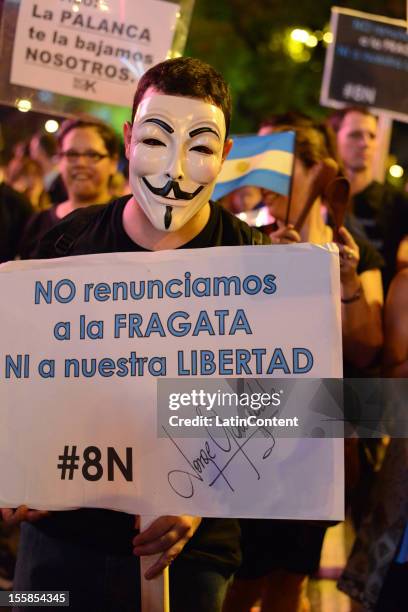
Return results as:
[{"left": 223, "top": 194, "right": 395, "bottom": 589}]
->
[
  {"left": 11, "top": 58, "right": 270, "bottom": 612},
  {"left": 125, "top": 90, "right": 227, "bottom": 233}
]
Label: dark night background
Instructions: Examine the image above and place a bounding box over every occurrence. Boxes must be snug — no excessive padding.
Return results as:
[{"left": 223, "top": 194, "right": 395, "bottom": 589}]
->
[{"left": 0, "top": 0, "right": 407, "bottom": 180}]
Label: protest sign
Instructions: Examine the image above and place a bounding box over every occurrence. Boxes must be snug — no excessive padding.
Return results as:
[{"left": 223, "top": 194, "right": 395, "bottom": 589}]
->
[
  {"left": 321, "top": 7, "right": 408, "bottom": 122},
  {"left": 0, "top": 245, "right": 344, "bottom": 520},
  {"left": 0, "top": 0, "right": 193, "bottom": 119},
  {"left": 9, "top": 0, "right": 178, "bottom": 106}
]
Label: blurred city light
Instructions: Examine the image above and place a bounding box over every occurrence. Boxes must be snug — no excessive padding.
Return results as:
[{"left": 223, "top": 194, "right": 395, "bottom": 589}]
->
[
  {"left": 306, "top": 35, "right": 318, "bottom": 48},
  {"left": 290, "top": 28, "right": 310, "bottom": 43},
  {"left": 16, "top": 99, "right": 31, "bottom": 113},
  {"left": 286, "top": 28, "right": 320, "bottom": 61},
  {"left": 285, "top": 34, "right": 311, "bottom": 62},
  {"left": 323, "top": 31, "right": 333, "bottom": 44},
  {"left": 389, "top": 164, "right": 404, "bottom": 178},
  {"left": 45, "top": 119, "right": 59, "bottom": 134}
]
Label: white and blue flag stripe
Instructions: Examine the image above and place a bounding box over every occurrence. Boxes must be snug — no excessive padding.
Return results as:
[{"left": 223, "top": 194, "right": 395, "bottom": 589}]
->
[{"left": 212, "top": 132, "right": 295, "bottom": 201}]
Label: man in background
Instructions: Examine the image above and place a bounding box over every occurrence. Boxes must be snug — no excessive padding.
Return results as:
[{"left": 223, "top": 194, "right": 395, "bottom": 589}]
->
[{"left": 328, "top": 106, "right": 408, "bottom": 289}]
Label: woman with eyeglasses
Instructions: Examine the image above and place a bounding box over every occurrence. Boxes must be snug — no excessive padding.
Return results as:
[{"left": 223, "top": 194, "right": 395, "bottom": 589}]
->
[{"left": 19, "top": 118, "right": 119, "bottom": 259}]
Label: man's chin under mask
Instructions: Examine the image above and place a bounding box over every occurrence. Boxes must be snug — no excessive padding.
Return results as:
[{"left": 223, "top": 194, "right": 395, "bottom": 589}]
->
[{"left": 131, "top": 178, "right": 214, "bottom": 232}]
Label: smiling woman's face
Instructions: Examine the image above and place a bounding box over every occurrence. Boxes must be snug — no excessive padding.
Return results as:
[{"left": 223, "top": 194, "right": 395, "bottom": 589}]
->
[
  {"left": 59, "top": 127, "right": 117, "bottom": 204},
  {"left": 124, "top": 88, "right": 227, "bottom": 232}
]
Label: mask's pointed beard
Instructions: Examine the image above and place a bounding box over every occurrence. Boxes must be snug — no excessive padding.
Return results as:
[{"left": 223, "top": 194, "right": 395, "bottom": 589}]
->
[{"left": 164, "top": 206, "right": 173, "bottom": 230}]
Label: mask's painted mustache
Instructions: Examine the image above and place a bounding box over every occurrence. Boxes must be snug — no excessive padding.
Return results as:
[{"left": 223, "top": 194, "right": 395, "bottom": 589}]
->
[
  {"left": 164, "top": 206, "right": 172, "bottom": 230},
  {"left": 142, "top": 177, "right": 204, "bottom": 200}
]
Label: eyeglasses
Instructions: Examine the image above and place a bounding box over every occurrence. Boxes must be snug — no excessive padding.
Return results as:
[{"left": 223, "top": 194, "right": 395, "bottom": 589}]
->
[{"left": 59, "top": 150, "right": 110, "bottom": 164}]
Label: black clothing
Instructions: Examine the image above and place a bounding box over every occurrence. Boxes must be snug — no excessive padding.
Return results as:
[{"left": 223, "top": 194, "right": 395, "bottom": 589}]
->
[
  {"left": 374, "top": 562, "right": 408, "bottom": 612},
  {"left": 47, "top": 173, "right": 67, "bottom": 205},
  {"left": 18, "top": 207, "right": 59, "bottom": 260},
  {"left": 0, "top": 183, "right": 32, "bottom": 263},
  {"left": 344, "top": 229, "right": 384, "bottom": 376},
  {"left": 20, "top": 199, "right": 117, "bottom": 260},
  {"left": 237, "top": 519, "right": 326, "bottom": 578},
  {"left": 351, "top": 181, "right": 408, "bottom": 288},
  {"left": 353, "top": 233, "right": 384, "bottom": 276},
  {"left": 29, "top": 195, "right": 270, "bottom": 575},
  {"left": 33, "top": 195, "right": 270, "bottom": 259}
]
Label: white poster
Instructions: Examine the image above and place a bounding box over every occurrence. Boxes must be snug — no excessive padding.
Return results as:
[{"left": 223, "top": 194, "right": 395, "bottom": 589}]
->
[
  {"left": 0, "top": 245, "right": 344, "bottom": 520},
  {"left": 9, "top": 0, "right": 180, "bottom": 106}
]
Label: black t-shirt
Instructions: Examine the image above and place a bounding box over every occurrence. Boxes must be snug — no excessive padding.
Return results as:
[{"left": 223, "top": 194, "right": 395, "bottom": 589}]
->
[
  {"left": 34, "top": 195, "right": 270, "bottom": 258},
  {"left": 0, "top": 182, "right": 32, "bottom": 263},
  {"left": 30, "top": 196, "right": 270, "bottom": 573},
  {"left": 353, "top": 233, "right": 384, "bottom": 276},
  {"left": 352, "top": 181, "right": 408, "bottom": 288},
  {"left": 47, "top": 173, "right": 67, "bottom": 206},
  {"left": 18, "top": 207, "right": 59, "bottom": 260}
]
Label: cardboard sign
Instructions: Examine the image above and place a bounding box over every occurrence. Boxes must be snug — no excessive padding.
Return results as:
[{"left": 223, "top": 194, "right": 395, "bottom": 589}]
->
[
  {"left": 0, "top": 245, "right": 344, "bottom": 520},
  {"left": 8, "top": 0, "right": 180, "bottom": 107},
  {"left": 321, "top": 7, "right": 408, "bottom": 122}
]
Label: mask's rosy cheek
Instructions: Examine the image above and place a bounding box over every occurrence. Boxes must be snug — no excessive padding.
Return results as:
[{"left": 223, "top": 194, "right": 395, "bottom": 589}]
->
[
  {"left": 130, "top": 144, "right": 169, "bottom": 177},
  {"left": 187, "top": 155, "right": 222, "bottom": 184}
]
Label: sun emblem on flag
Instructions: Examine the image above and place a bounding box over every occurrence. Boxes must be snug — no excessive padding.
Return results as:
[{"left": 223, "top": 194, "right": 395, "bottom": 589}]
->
[{"left": 236, "top": 160, "right": 251, "bottom": 174}]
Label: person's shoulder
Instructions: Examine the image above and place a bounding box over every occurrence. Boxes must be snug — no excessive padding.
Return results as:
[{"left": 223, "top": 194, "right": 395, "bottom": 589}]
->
[
  {"left": 26, "top": 207, "right": 56, "bottom": 227},
  {"left": 214, "top": 202, "right": 271, "bottom": 246},
  {"left": 60, "top": 201, "right": 108, "bottom": 226},
  {"left": 18, "top": 207, "right": 56, "bottom": 259},
  {"left": 372, "top": 181, "right": 408, "bottom": 205},
  {"left": 34, "top": 197, "right": 126, "bottom": 259},
  {"left": 60, "top": 195, "right": 129, "bottom": 234}
]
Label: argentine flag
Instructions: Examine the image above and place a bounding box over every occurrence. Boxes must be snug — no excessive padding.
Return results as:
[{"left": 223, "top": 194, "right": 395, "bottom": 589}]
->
[{"left": 212, "top": 132, "right": 295, "bottom": 201}]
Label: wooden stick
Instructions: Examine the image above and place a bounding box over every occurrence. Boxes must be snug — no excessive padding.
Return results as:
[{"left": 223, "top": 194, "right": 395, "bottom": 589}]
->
[
  {"left": 294, "top": 159, "right": 338, "bottom": 232},
  {"left": 140, "top": 516, "right": 170, "bottom": 612},
  {"left": 324, "top": 177, "right": 350, "bottom": 242},
  {"left": 285, "top": 134, "right": 297, "bottom": 226}
]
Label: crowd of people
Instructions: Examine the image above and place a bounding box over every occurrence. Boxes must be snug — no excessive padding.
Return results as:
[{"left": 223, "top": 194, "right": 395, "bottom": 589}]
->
[{"left": 0, "top": 56, "right": 407, "bottom": 611}]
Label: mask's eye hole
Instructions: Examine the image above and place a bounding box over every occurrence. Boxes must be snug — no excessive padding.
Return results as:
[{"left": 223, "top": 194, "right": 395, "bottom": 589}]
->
[
  {"left": 143, "top": 138, "right": 166, "bottom": 146},
  {"left": 190, "top": 145, "right": 213, "bottom": 155}
]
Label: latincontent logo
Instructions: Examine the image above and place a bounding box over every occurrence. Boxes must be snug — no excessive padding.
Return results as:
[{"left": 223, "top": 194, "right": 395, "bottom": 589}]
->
[{"left": 166, "top": 388, "right": 300, "bottom": 430}]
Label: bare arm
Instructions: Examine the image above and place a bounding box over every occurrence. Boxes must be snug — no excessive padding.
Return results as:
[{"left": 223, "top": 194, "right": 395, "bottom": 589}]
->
[
  {"left": 339, "top": 227, "right": 383, "bottom": 369},
  {"left": 268, "top": 224, "right": 384, "bottom": 368},
  {"left": 383, "top": 270, "right": 408, "bottom": 377}
]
